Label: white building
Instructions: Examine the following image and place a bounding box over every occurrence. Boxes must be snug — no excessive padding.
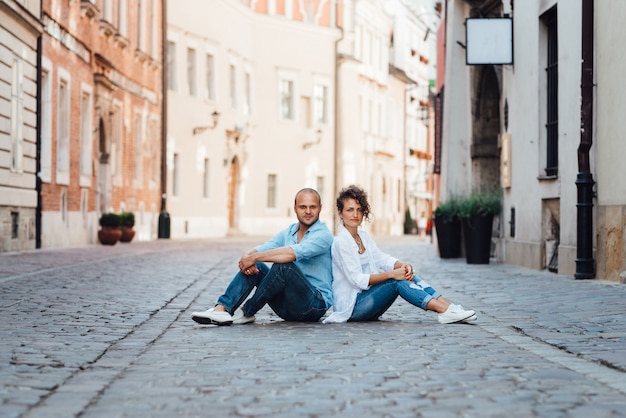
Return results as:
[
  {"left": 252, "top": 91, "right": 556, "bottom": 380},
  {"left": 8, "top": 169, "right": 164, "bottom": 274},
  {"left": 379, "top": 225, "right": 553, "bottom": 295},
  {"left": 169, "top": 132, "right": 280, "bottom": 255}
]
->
[
  {"left": 0, "top": 0, "right": 42, "bottom": 252},
  {"left": 167, "top": 0, "right": 338, "bottom": 238},
  {"left": 440, "top": 0, "right": 626, "bottom": 281},
  {"left": 166, "top": 0, "right": 436, "bottom": 239}
]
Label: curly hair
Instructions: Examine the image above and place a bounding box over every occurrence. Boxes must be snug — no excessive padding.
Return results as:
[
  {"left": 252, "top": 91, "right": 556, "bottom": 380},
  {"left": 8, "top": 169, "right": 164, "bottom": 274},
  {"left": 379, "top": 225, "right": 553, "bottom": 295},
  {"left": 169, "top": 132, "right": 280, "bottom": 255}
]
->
[{"left": 336, "top": 185, "right": 371, "bottom": 221}]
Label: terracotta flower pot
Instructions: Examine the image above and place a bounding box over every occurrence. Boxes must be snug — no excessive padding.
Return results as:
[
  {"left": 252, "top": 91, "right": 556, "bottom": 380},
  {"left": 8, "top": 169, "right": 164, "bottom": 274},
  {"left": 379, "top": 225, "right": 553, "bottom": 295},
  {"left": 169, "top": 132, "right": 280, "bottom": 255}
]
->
[
  {"left": 119, "top": 226, "right": 135, "bottom": 243},
  {"left": 98, "top": 227, "right": 122, "bottom": 245}
]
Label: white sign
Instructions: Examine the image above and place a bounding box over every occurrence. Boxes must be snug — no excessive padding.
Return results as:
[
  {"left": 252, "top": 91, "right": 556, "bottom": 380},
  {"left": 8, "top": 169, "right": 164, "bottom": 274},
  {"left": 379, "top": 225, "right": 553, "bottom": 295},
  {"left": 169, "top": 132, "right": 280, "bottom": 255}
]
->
[{"left": 466, "top": 18, "right": 513, "bottom": 65}]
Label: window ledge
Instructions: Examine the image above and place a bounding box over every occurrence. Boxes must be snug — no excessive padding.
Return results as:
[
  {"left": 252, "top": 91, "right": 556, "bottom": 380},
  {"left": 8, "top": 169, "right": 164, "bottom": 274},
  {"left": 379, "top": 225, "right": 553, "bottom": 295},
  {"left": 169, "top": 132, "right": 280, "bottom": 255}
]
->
[
  {"left": 114, "top": 34, "right": 130, "bottom": 49},
  {"left": 80, "top": 0, "right": 99, "bottom": 19},
  {"left": 537, "top": 174, "right": 558, "bottom": 181},
  {"left": 99, "top": 20, "right": 115, "bottom": 37},
  {"left": 134, "top": 49, "right": 149, "bottom": 63}
]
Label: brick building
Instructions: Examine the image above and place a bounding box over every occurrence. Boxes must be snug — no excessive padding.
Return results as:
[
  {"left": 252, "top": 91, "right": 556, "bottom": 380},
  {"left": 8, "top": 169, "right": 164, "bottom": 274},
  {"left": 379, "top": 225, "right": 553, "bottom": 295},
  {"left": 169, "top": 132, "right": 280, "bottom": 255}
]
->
[{"left": 40, "top": 0, "right": 163, "bottom": 247}]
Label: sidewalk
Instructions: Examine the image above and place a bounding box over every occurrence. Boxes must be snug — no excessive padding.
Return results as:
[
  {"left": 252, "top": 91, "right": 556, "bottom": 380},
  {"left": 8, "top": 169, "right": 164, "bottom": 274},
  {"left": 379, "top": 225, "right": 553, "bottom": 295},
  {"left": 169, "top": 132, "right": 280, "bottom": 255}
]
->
[{"left": 1, "top": 236, "right": 625, "bottom": 417}]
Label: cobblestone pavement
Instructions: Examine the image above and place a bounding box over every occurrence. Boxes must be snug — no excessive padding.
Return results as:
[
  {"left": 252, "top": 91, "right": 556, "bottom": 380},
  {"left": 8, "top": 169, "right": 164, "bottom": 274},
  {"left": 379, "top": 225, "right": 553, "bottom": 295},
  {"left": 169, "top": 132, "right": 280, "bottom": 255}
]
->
[{"left": 1, "top": 236, "right": 625, "bottom": 418}]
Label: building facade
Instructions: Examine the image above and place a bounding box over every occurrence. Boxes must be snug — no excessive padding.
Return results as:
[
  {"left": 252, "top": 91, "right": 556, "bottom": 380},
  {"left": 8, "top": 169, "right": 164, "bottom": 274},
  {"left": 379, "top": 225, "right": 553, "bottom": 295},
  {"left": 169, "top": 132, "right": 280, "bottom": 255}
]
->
[
  {"left": 166, "top": 0, "right": 338, "bottom": 238},
  {"left": 40, "top": 0, "right": 163, "bottom": 248},
  {"left": 165, "top": 0, "right": 436, "bottom": 239},
  {"left": 439, "top": 0, "right": 626, "bottom": 282},
  {"left": 0, "top": 0, "right": 42, "bottom": 252}
]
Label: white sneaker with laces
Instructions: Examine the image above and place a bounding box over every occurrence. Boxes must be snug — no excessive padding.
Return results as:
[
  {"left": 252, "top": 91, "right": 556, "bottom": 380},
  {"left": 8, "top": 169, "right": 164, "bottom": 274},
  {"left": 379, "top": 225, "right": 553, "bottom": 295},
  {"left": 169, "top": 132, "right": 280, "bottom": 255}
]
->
[
  {"left": 437, "top": 305, "right": 476, "bottom": 324},
  {"left": 191, "top": 307, "right": 233, "bottom": 325},
  {"left": 452, "top": 304, "right": 477, "bottom": 322},
  {"left": 232, "top": 308, "right": 255, "bottom": 325}
]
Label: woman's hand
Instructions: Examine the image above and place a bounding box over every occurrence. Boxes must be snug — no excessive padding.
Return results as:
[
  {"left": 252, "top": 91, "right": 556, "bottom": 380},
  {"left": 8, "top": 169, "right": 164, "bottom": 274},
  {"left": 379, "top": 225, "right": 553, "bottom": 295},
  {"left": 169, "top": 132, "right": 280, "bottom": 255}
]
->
[{"left": 390, "top": 267, "right": 411, "bottom": 281}]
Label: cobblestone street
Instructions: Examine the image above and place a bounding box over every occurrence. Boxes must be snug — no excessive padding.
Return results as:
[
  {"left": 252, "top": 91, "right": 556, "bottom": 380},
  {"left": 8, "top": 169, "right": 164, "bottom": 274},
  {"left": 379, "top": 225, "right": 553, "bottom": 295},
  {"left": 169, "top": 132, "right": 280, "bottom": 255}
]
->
[{"left": 1, "top": 236, "right": 625, "bottom": 417}]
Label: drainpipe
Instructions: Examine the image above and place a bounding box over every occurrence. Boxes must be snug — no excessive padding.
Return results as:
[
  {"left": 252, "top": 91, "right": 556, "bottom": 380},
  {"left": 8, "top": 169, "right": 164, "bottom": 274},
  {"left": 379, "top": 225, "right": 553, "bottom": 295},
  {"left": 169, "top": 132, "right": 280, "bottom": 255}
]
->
[
  {"left": 157, "top": 0, "right": 170, "bottom": 238},
  {"left": 333, "top": 0, "right": 344, "bottom": 234},
  {"left": 36, "top": 32, "right": 42, "bottom": 249},
  {"left": 575, "top": 0, "right": 595, "bottom": 278}
]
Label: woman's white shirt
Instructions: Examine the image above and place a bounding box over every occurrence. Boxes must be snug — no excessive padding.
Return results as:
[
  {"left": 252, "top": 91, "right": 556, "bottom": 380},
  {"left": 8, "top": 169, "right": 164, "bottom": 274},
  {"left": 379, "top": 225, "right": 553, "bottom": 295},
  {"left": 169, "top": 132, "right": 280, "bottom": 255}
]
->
[{"left": 323, "top": 226, "right": 396, "bottom": 323}]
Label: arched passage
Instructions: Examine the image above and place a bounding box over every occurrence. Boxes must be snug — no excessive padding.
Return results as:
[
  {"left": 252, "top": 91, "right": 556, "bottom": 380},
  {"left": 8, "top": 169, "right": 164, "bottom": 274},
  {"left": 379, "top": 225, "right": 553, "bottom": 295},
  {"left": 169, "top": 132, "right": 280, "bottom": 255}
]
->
[{"left": 471, "top": 65, "right": 501, "bottom": 193}]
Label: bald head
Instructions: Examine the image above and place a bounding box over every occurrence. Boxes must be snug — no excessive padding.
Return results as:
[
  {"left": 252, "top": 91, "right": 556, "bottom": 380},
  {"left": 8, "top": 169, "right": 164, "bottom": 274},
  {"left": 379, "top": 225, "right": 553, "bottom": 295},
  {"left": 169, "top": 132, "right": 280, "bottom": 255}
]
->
[{"left": 294, "top": 188, "right": 321, "bottom": 206}]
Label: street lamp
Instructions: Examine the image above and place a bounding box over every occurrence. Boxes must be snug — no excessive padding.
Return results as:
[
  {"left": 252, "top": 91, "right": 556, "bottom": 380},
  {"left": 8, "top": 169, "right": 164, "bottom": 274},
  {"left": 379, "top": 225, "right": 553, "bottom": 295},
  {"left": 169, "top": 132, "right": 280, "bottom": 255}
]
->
[
  {"left": 192, "top": 110, "right": 221, "bottom": 135},
  {"left": 302, "top": 128, "right": 323, "bottom": 149}
]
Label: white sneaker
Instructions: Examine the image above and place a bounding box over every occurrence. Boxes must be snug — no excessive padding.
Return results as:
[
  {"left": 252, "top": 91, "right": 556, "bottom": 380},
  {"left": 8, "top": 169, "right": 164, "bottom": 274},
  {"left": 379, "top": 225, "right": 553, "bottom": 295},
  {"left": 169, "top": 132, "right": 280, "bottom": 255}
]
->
[
  {"left": 452, "top": 304, "right": 477, "bottom": 322},
  {"left": 232, "top": 308, "right": 255, "bottom": 325},
  {"left": 438, "top": 305, "right": 476, "bottom": 324},
  {"left": 191, "top": 307, "right": 233, "bottom": 326}
]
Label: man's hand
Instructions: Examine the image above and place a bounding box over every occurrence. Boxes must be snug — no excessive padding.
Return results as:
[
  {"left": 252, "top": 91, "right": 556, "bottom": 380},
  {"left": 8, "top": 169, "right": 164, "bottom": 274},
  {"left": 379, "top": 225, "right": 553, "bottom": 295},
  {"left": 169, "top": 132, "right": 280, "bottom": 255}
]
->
[{"left": 238, "top": 253, "right": 259, "bottom": 275}]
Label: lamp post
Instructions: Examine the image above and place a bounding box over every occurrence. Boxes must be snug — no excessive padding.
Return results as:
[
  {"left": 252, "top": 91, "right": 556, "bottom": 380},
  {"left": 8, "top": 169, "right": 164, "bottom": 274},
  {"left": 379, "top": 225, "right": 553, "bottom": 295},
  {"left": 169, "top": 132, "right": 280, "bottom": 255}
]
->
[{"left": 192, "top": 111, "right": 220, "bottom": 135}]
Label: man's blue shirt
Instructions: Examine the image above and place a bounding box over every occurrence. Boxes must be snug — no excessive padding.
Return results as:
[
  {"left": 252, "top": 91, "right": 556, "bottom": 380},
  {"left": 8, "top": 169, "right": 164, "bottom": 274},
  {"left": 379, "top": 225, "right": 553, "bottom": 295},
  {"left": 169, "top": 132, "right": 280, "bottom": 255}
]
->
[{"left": 255, "top": 219, "right": 333, "bottom": 308}]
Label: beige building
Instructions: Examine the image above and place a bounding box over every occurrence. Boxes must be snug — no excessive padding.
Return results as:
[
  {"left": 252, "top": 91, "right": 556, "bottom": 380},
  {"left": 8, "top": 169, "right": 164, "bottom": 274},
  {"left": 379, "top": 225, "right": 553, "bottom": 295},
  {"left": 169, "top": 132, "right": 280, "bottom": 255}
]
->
[
  {"left": 0, "top": 0, "right": 42, "bottom": 252},
  {"left": 167, "top": 0, "right": 337, "bottom": 238},
  {"left": 166, "top": 0, "right": 436, "bottom": 239}
]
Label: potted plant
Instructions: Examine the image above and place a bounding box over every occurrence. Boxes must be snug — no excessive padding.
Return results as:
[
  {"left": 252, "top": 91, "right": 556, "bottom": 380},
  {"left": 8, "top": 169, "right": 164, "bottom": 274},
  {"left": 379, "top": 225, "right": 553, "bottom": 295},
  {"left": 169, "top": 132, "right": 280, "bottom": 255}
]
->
[
  {"left": 403, "top": 209, "right": 417, "bottom": 234},
  {"left": 433, "top": 197, "right": 462, "bottom": 258},
  {"left": 458, "top": 191, "right": 502, "bottom": 264},
  {"left": 119, "top": 211, "right": 136, "bottom": 243},
  {"left": 98, "top": 212, "right": 122, "bottom": 245}
]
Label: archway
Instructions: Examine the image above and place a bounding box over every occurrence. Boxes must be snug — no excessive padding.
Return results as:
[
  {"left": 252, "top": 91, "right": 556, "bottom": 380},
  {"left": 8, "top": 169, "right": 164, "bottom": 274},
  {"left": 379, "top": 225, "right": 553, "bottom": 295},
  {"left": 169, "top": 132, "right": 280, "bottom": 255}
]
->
[{"left": 471, "top": 65, "right": 501, "bottom": 193}]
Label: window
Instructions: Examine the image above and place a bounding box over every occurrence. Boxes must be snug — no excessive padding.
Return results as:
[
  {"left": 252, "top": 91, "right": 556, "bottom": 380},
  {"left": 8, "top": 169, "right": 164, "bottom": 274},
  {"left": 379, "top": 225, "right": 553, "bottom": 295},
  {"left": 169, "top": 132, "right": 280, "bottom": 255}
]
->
[
  {"left": 102, "top": 0, "right": 112, "bottom": 22},
  {"left": 40, "top": 64, "right": 52, "bottom": 182},
  {"left": 172, "top": 153, "right": 180, "bottom": 196},
  {"left": 10, "top": 58, "right": 23, "bottom": 172},
  {"left": 149, "top": 118, "right": 159, "bottom": 185},
  {"left": 206, "top": 54, "right": 215, "bottom": 100},
  {"left": 167, "top": 41, "right": 177, "bottom": 91},
  {"left": 543, "top": 7, "right": 558, "bottom": 176},
  {"left": 203, "top": 158, "right": 210, "bottom": 198},
  {"left": 317, "top": 176, "right": 324, "bottom": 202},
  {"left": 151, "top": 0, "right": 158, "bottom": 57},
  {"left": 314, "top": 84, "right": 328, "bottom": 124},
  {"left": 56, "top": 71, "right": 70, "bottom": 185},
  {"left": 244, "top": 72, "right": 252, "bottom": 115},
  {"left": 111, "top": 104, "right": 123, "bottom": 179},
  {"left": 79, "top": 87, "right": 93, "bottom": 184},
  {"left": 267, "top": 174, "right": 277, "bottom": 208},
  {"left": 137, "top": 1, "right": 146, "bottom": 51},
  {"left": 118, "top": 0, "right": 128, "bottom": 37},
  {"left": 187, "top": 47, "right": 196, "bottom": 96},
  {"left": 279, "top": 79, "right": 294, "bottom": 120},
  {"left": 133, "top": 112, "right": 143, "bottom": 184},
  {"left": 229, "top": 64, "right": 237, "bottom": 109}
]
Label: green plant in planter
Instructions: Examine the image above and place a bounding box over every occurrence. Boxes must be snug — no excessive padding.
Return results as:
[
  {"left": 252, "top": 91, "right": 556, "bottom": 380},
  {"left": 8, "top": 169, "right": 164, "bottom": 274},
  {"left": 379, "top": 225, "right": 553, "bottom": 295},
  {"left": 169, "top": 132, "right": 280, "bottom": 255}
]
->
[
  {"left": 99, "top": 212, "right": 121, "bottom": 228},
  {"left": 404, "top": 209, "right": 417, "bottom": 234},
  {"left": 433, "top": 196, "right": 461, "bottom": 222},
  {"left": 98, "top": 212, "right": 122, "bottom": 245},
  {"left": 433, "top": 196, "right": 462, "bottom": 258},
  {"left": 119, "top": 212, "right": 135, "bottom": 228},
  {"left": 458, "top": 190, "right": 502, "bottom": 264},
  {"left": 458, "top": 191, "right": 502, "bottom": 218}
]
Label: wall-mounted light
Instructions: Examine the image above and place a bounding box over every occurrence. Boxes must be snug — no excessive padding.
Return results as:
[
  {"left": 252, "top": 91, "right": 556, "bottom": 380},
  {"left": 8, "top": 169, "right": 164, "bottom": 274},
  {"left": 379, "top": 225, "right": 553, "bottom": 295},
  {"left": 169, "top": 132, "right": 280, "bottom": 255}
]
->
[
  {"left": 192, "top": 110, "right": 221, "bottom": 135},
  {"left": 302, "top": 128, "right": 322, "bottom": 150}
]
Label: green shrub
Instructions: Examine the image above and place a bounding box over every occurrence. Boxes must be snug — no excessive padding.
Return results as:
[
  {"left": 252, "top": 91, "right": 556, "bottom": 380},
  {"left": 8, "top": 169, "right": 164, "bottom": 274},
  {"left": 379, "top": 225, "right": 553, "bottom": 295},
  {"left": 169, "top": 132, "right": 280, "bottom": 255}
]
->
[
  {"left": 458, "top": 191, "right": 502, "bottom": 218},
  {"left": 99, "top": 213, "right": 121, "bottom": 228},
  {"left": 120, "top": 212, "right": 135, "bottom": 227},
  {"left": 433, "top": 196, "right": 461, "bottom": 222}
]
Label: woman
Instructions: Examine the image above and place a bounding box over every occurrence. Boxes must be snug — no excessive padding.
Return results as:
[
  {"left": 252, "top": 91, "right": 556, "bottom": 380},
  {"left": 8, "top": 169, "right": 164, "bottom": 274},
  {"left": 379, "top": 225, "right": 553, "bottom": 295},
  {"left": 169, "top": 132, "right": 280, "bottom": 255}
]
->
[{"left": 324, "top": 185, "right": 476, "bottom": 324}]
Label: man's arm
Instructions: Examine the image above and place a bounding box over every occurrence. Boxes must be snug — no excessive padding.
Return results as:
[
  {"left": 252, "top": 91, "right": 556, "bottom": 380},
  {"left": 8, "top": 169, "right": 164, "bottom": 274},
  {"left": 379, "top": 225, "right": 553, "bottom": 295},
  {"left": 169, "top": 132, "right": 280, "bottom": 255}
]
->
[{"left": 239, "top": 247, "right": 296, "bottom": 273}]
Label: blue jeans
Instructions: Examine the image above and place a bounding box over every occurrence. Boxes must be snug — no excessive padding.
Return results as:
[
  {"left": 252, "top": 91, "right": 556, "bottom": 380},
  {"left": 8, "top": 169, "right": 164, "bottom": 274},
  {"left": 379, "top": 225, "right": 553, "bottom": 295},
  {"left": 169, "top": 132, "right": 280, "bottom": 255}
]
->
[
  {"left": 217, "top": 262, "right": 328, "bottom": 322},
  {"left": 349, "top": 277, "right": 440, "bottom": 322}
]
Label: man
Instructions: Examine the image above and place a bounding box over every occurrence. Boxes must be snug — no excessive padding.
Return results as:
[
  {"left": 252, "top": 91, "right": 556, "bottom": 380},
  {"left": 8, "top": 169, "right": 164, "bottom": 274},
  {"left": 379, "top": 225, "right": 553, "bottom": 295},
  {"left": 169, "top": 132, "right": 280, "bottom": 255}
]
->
[{"left": 191, "top": 188, "right": 333, "bottom": 325}]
